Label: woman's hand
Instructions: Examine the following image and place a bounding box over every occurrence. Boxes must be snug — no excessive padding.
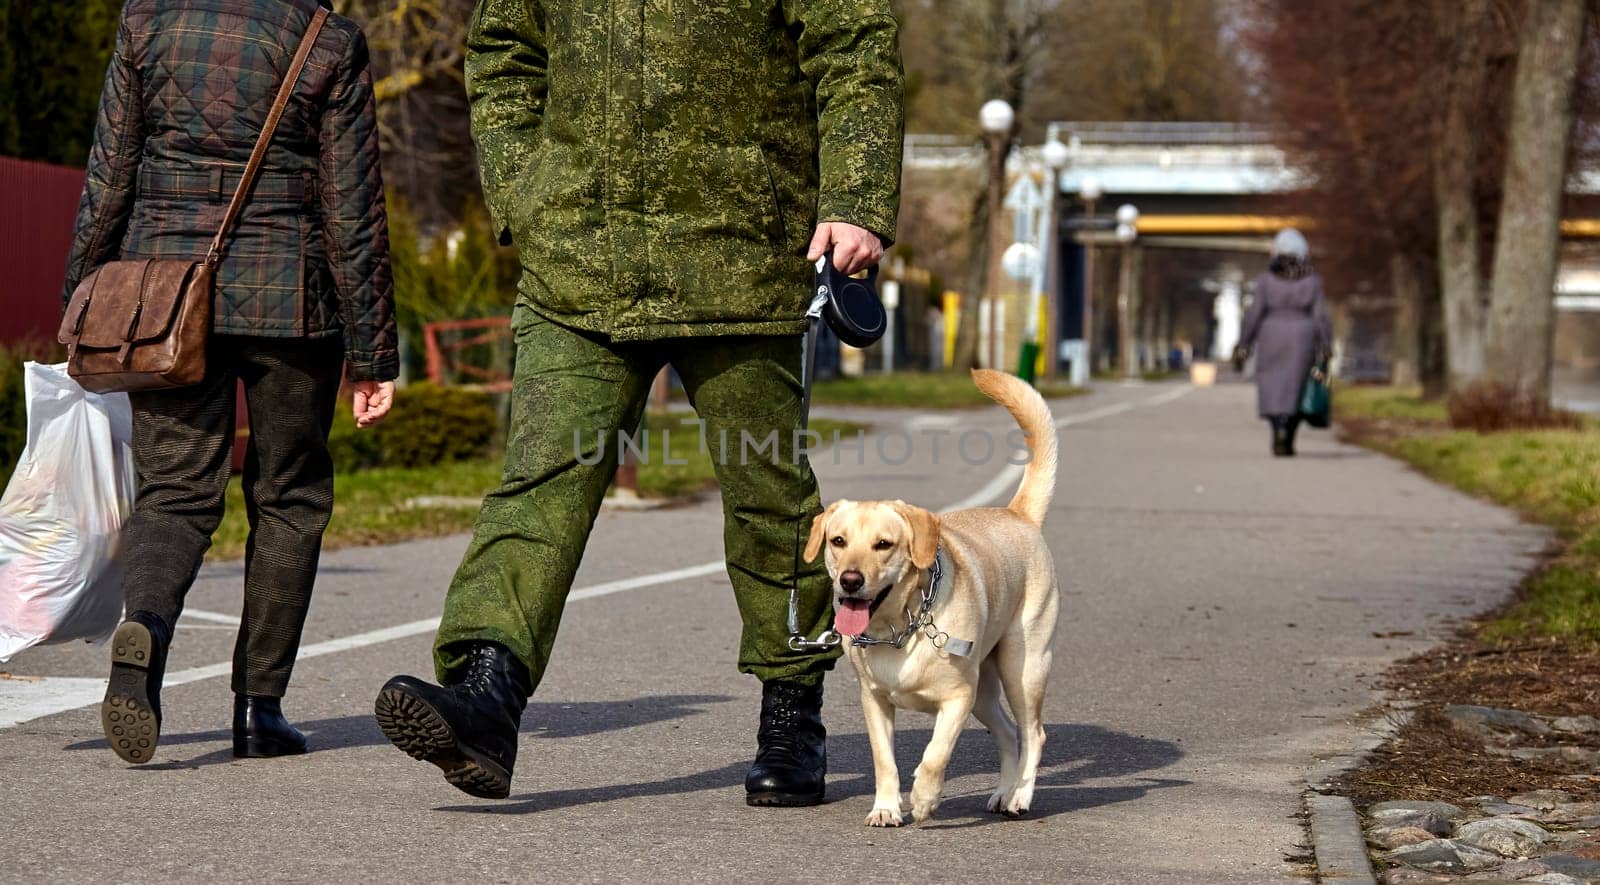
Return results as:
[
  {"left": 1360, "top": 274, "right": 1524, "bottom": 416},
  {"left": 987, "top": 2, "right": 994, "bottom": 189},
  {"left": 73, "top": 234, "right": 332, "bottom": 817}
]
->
[
  {"left": 807, "top": 221, "right": 884, "bottom": 275},
  {"left": 351, "top": 380, "right": 394, "bottom": 428}
]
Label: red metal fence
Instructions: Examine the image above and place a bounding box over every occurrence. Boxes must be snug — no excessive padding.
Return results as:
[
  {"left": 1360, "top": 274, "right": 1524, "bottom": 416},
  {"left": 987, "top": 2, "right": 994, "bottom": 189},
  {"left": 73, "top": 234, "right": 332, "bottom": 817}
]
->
[{"left": 0, "top": 156, "right": 84, "bottom": 345}]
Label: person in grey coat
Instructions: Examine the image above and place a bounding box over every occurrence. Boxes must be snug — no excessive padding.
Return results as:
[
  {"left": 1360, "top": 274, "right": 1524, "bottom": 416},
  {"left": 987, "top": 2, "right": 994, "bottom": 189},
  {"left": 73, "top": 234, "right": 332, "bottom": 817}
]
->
[{"left": 1235, "top": 229, "right": 1332, "bottom": 456}]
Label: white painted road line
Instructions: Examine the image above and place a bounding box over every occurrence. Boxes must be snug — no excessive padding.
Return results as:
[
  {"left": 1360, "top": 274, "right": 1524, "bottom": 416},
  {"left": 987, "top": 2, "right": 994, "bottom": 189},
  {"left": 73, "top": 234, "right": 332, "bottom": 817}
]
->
[
  {"left": 182, "top": 609, "right": 241, "bottom": 625},
  {"left": 0, "top": 385, "right": 1192, "bottom": 729}
]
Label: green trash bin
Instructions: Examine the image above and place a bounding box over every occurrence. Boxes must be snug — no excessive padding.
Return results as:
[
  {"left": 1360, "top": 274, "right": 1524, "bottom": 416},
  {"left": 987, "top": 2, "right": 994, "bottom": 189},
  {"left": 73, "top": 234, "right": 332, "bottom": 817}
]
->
[{"left": 1016, "top": 341, "right": 1040, "bottom": 383}]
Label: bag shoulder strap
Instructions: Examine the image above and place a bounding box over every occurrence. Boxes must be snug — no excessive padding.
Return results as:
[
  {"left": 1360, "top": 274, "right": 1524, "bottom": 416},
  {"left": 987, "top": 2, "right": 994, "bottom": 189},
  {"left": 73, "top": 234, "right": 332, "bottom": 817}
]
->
[{"left": 205, "top": 6, "right": 330, "bottom": 268}]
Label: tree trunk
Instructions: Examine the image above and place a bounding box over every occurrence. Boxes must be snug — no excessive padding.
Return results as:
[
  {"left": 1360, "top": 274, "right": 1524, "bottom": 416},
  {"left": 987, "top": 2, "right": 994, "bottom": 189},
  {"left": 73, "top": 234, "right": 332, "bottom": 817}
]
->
[
  {"left": 1419, "top": 263, "right": 1448, "bottom": 399},
  {"left": 1434, "top": 0, "right": 1491, "bottom": 391},
  {"left": 956, "top": 131, "right": 1008, "bottom": 371},
  {"left": 954, "top": 185, "right": 987, "bottom": 371},
  {"left": 1484, "top": 0, "right": 1587, "bottom": 405},
  {"left": 1389, "top": 252, "right": 1422, "bottom": 388}
]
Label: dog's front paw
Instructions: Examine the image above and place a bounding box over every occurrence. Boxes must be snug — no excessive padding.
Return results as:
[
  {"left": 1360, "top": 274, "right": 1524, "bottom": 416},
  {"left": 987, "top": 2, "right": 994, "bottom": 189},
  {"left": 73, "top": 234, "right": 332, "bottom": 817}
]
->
[
  {"left": 865, "top": 806, "right": 903, "bottom": 828},
  {"left": 987, "top": 788, "right": 1030, "bottom": 818},
  {"left": 910, "top": 787, "right": 942, "bottom": 825}
]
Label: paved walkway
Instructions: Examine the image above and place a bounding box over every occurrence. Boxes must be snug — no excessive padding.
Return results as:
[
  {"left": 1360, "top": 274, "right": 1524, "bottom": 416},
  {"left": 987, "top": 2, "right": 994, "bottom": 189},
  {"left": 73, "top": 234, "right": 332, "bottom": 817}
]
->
[{"left": 0, "top": 381, "right": 1548, "bottom": 882}]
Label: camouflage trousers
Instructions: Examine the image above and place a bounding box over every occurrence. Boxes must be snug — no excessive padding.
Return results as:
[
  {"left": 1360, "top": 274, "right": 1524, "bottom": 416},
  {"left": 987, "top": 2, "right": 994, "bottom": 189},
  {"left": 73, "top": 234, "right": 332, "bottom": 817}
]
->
[{"left": 432, "top": 304, "right": 839, "bottom": 688}]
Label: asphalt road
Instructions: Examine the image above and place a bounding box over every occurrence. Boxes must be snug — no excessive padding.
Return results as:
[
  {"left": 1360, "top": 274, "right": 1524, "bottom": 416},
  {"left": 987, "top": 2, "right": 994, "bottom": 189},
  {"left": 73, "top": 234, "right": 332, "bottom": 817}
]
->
[{"left": 0, "top": 380, "right": 1549, "bottom": 883}]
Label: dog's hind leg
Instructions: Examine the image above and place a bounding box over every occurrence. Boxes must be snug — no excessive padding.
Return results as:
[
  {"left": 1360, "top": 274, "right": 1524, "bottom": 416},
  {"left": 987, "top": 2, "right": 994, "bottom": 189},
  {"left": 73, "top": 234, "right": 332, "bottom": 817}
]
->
[
  {"left": 995, "top": 586, "right": 1059, "bottom": 817},
  {"left": 909, "top": 688, "right": 976, "bottom": 825},
  {"left": 861, "top": 686, "right": 904, "bottom": 827},
  {"left": 973, "top": 658, "right": 1020, "bottom": 814}
]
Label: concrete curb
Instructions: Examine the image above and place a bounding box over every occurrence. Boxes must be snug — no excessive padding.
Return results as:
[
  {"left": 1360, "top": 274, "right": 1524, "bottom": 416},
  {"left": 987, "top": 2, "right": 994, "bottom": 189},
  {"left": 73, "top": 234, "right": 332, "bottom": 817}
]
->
[{"left": 1306, "top": 793, "right": 1377, "bottom": 883}]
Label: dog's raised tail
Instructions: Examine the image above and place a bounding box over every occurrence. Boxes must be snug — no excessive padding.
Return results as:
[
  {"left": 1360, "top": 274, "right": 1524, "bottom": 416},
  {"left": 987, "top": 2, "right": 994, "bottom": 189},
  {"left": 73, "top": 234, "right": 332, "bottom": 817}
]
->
[{"left": 970, "top": 369, "right": 1058, "bottom": 526}]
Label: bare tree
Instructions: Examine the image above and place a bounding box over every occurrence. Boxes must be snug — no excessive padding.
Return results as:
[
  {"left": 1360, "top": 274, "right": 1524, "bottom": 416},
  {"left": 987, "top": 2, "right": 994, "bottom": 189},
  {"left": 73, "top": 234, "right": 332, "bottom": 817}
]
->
[
  {"left": 1433, "top": 0, "right": 1497, "bottom": 389},
  {"left": 337, "top": 0, "right": 478, "bottom": 229},
  {"left": 1484, "top": 0, "right": 1591, "bottom": 405}
]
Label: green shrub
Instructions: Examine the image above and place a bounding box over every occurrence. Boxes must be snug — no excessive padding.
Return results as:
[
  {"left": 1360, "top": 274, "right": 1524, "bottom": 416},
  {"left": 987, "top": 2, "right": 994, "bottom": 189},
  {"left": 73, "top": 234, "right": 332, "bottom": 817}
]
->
[
  {"left": 389, "top": 196, "right": 521, "bottom": 380},
  {"left": 327, "top": 382, "right": 498, "bottom": 473}
]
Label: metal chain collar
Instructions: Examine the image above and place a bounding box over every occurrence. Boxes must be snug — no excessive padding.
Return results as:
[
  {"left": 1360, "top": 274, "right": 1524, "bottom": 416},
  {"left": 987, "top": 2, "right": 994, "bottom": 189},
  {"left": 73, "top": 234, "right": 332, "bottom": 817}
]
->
[{"left": 787, "top": 549, "right": 973, "bottom": 658}]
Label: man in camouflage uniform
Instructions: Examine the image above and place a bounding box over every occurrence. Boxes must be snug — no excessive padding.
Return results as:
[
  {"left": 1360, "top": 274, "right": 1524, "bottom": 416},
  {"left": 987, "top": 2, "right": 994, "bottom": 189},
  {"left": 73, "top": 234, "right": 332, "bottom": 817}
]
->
[{"left": 376, "top": 0, "right": 903, "bottom": 805}]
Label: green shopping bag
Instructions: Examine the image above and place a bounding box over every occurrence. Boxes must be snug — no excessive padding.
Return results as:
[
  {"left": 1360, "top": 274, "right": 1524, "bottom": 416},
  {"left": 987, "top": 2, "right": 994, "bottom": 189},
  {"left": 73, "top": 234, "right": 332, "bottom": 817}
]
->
[{"left": 1299, "top": 363, "right": 1331, "bottom": 428}]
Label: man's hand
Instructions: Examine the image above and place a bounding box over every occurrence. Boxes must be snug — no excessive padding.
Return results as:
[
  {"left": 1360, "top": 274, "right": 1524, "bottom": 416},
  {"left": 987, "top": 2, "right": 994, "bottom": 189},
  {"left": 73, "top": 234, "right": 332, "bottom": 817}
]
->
[
  {"left": 808, "top": 221, "right": 884, "bottom": 276},
  {"left": 352, "top": 380, "right": 395, "bottom": 428}
]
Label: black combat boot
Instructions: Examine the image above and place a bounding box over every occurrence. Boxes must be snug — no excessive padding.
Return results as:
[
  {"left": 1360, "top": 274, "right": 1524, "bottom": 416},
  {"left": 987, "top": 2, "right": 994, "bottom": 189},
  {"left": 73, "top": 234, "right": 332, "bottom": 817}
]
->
[
  {"left": 1283, "top": 417, "right": 1300, "bottom": 457},
  {"left": 102, "top": 611, "right": 171, "bottom": 764},
  {"left": 233, "top": 695, "right": 307, "bottom": 758},
  {"left": 374, "top": 643, "right": 532, "bottom": 799},
  {"left": 745, "top": 680, "right": 826, "bottom": 806}
]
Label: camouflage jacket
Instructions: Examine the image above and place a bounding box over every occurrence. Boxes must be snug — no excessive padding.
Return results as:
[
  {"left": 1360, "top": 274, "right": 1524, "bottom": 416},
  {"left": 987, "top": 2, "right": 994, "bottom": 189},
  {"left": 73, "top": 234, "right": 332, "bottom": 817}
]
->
[
  {"left": 62, "top": 0, "right": 398, "bottom": 381},
  {"left": 466, "top": 0, "right": 904, "bottom": 340}
]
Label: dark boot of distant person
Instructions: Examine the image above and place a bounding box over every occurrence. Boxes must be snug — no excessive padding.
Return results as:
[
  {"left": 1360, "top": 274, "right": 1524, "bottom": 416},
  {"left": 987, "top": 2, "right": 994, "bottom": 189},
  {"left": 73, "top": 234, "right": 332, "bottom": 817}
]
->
[
  {"left": 1283, "top": 416, "right": 1301, "bottom": 457},
  {"left": 1270, "top": 417, "right": 1291, "bottom": 457},
  {"left": 101, "top": 610, "right": 171, "bottom": 765},
  {"left": 745, "top": 680, "right": 827, "bottom": 806},
  {"left": 374, "top": 642, "right": 531, "bottom": 799},
  {"left": 234, "top": 695, "right": 308, "bottom": 758}
]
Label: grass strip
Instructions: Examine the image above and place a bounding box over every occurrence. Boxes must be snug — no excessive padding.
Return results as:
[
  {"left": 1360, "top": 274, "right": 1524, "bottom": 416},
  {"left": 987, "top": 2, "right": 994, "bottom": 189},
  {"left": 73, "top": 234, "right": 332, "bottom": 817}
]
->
[
  {"left": 1338, "top": 387, "right": 1599, "bottom": 641},
  {"left": 808, "top": 371, "right": 1085, "bottom": 409},
  {"left": 209, "top": 414, "right": 862, "bottom": 560}
]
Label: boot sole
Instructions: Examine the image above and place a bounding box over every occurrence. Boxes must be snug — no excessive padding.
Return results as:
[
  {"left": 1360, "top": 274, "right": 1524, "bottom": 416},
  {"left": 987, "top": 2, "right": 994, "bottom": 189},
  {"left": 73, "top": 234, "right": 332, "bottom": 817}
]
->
[
  {"left": 102, "top": 622, "right": 160, "bottom": 764},
  {"left": 746, "top": 788, "right": 826, "bottom": 807},
  {"left": 374, "top": 687, "right": 511, "bottom": 799}
]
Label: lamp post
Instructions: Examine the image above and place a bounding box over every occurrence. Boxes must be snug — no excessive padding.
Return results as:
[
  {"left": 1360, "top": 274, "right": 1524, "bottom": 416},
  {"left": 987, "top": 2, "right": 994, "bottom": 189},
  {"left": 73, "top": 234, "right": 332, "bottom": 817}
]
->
[
  {"left": 979, "top": 99, "right": 1014, "bottom": 369},
  {"left": 1039, "top": 134, "right": 1070, "bottom": 381},
  {"left": 1115, "top": 203, "right": 1139, "bottom": 379},
  {"left": 1076, "top": 174, "right": 1102, "bottom": 384}
]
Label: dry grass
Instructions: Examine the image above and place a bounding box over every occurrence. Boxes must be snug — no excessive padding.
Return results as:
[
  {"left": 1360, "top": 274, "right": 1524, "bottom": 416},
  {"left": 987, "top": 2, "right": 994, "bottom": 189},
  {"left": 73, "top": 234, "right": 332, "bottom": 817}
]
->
[
  {"left": 1447, "top": 381, "right": 1585, "bottom": 432},
  {"left": 1336, "top": 387, "right": 1600, "bottom": 806}
]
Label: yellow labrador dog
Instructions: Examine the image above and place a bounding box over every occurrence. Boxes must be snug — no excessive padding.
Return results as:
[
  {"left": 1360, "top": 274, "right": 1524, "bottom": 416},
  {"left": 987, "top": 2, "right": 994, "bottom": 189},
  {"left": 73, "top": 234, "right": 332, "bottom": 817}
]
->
[{"left": 805, "top": 369, "right": 1060, "bottom": 827}]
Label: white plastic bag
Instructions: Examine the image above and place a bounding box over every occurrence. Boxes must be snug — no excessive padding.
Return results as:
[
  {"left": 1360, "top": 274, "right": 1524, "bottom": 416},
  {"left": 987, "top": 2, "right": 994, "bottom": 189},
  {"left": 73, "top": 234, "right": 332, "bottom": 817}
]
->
[{"left": 0, "top": 362, "right": 135, "bottom": 661}]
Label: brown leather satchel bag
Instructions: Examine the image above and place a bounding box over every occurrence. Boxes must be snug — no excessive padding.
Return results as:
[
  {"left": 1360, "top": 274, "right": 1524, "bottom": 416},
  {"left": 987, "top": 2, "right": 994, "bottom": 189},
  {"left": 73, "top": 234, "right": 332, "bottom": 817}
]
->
[{"left": 58, "top": 8, "right": 328, "bottom": 394}]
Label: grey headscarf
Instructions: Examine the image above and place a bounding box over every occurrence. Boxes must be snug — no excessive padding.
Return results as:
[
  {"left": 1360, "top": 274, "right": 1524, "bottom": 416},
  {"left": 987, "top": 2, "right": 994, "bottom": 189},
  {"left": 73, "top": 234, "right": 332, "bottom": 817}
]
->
[{"left": 1272, "top": 228, "right": 1309, "bottom": 261}]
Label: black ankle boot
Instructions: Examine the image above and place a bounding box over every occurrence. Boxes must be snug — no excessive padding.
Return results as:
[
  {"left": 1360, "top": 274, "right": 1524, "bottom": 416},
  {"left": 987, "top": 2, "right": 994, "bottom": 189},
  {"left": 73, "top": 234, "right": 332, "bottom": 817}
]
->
[
  {"left": 1271, "top": 419, "right": 1290, "bottom": 457},
  {"left": 374, "top": 643, "right": 532, "bottom": 799},
  {"left": 1283, "top": 419, "right": 1299, "bottom": 456},
  {"left": 745, "top": 680, "right": 826, "bottom": 807},
  {"left": 102, "top": 611, "right": 170, "bottom": 764},
  {"left": 233, "top": 695, "right": 307, "bottom": 758}
]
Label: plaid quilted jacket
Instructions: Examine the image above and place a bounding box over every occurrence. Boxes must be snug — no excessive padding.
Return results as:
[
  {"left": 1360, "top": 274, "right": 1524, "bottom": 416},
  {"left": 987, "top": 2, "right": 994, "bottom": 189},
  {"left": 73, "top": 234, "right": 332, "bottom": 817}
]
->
[
  {"left": 467, "top": 0, "right": 904, "bottom": 341},
  {"left": 62, "top": 0, "right": 397, "bottom": 381}
]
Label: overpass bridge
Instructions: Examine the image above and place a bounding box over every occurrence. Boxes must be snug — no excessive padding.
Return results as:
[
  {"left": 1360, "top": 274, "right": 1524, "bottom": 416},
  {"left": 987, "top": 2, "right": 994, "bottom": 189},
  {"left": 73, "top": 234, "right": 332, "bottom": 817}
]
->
[{"left": 902, "top": 122, "right": 1600, "bottom": 382}]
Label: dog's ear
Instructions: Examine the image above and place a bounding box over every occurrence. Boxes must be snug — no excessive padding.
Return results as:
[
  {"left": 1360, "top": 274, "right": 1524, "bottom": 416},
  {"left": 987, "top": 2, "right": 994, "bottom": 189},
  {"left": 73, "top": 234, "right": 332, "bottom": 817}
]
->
[
  {"left": 891, "top": 502, "right": 940, "bottom": 570},
  {"left": 803, "top": 501, "right": 843, "bottom": 562}
]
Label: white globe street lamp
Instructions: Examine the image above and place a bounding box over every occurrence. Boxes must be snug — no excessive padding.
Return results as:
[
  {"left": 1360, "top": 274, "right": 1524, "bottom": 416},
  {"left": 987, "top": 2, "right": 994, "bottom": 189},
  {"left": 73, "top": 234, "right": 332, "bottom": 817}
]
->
[
  {"left": 1041, "top": 135, "right": 1070, "bottom": 172},
  {"left": 979, "top": 99, "right": 1015, "bottom": 135},
  {"left": 1115, "top": 203, "right": 1139, "bottom": 378},
  {"left": 1002, "top": 241, "right": 1040, "bottom": 281},
  {"left": 1078, "top": 175, "right": 1103, "bottom": 203},
  {"left": 978, "top": 99, "right": 1015, "bottom": 370},
  {"left": 1035, "top": 134, "right": 1071, "bottom": 381}
]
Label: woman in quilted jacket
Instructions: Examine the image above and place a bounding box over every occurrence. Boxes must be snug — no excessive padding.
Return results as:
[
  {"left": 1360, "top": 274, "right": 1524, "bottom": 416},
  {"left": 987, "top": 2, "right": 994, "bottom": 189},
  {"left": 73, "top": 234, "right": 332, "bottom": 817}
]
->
[{"left": 60, "top": 0, "right": 397, "bottom": 764}]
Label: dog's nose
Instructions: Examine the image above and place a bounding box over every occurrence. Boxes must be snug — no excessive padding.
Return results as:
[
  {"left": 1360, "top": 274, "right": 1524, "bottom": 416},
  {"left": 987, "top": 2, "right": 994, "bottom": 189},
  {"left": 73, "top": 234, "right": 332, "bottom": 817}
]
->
[{"left": 838, "top": 570, "right": 865, "bottom": 593}]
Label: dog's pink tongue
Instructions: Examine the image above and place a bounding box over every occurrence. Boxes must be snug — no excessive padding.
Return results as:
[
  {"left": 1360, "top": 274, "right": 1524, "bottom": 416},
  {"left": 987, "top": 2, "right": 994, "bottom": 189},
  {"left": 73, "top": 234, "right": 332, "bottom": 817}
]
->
[{"left": 835, "top": 599, "right": 872, "bottom": 637}]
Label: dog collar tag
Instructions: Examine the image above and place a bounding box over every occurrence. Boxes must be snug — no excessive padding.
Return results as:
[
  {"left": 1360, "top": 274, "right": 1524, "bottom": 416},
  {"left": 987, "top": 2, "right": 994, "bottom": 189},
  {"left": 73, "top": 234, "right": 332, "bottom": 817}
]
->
[{"left": 943, "top": 637, "right": 974, "bottom": 657}]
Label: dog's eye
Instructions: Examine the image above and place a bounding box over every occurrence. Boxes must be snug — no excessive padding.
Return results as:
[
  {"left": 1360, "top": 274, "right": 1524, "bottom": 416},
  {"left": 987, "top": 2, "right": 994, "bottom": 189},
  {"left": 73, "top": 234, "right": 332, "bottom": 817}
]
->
[
  {"left": 873, "top": 539, "right": 893, "bottom": 551},
  {"left": 830, "top": 536, "right": 846, "bottom": 547}
]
